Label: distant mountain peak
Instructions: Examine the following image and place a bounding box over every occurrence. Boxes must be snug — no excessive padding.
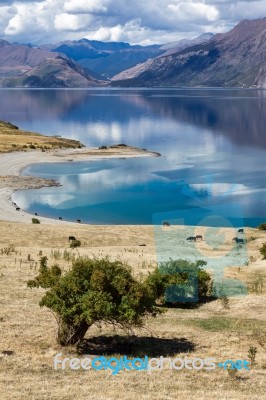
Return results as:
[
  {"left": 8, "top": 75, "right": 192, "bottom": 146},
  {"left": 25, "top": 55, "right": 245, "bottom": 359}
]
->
[{"left": 112, "top": 17, "right": 266, "bottom": 89}]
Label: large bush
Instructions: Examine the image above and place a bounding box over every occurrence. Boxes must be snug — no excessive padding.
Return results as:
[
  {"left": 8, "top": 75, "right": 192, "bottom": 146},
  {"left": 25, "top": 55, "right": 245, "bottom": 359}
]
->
[
  {"left": 28, "top": 257, "right": 161, "bottom": 346},
  {"left": 28, "top": 257, "right": 212, "bottom": 346}
]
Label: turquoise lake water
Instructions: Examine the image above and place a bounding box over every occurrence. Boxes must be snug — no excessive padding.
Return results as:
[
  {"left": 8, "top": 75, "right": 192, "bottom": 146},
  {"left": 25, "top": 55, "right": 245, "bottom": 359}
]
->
[{"left": 1, "top": 88, "right": 265, "bottom": 226}]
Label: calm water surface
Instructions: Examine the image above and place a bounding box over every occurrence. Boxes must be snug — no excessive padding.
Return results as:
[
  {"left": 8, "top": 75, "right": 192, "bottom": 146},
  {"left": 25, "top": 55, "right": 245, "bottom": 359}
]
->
[{"left": 1, "top": 88, "right": 265, "bottom": 225}]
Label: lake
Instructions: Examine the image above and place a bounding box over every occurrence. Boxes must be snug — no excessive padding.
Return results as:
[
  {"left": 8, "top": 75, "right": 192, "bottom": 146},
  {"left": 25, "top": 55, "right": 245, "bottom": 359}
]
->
[{"left": 1, "top": 88, "right": 266, "bottom": 226}]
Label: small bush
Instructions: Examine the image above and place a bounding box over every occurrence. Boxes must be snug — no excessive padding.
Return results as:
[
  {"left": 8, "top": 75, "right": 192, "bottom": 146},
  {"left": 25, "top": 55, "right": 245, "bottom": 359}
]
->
[
  {"left": 220, "top": 295, "right": 230, "bottom": 309},
  {"left": 260, "top": 243, "right": 266, "bottom": 260},
  {"left": 258, "top": 222, "right": 266, "bottom": 230},
  {"left": 145, "top": 259, "right": 212, "bottom": 305},
  {"left": 51, "top": 249, "right": 62, "bottom": 260},
  {"left": 29, "top": 144, "right": 36, "bottom": 149},
  {"left": 99, "top": 145, "right": 108, "bottom": 150},
  {"left": 248, "top": 346, "right": 257, "bottom": 366},
  {"left": 70, "top": 239, "right": 81, "bottom": 249},
  {"left": 0, "top": 245, "right": 16, "bottom": 255},
  {"left": 32, "top": 218, "right": 40, "bottom": 224}
]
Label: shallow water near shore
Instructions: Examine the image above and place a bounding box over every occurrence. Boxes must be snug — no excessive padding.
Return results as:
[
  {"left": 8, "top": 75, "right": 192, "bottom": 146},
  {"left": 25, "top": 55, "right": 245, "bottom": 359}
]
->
[{"left": 3, "top": 88, "right": 266, "bottom": 226}]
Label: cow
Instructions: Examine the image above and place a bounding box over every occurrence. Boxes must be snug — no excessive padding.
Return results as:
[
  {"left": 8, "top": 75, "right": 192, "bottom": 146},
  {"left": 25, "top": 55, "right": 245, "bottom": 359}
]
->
[
  {"left": 34, "top": 213, "right": 38, "bottom": 216},
  {"left": 162, "top": 221, "right": 171, "bottom": 227},
  {"left": 77, "top": 219, "right": 82, "bottom": 224},
  {"left": 238, "top": 229, "right": 244, "bottom": 233},
  {"left": 59, "top": 217, "right": 62, "bottom": 221},
  {"left": 196, "top": 235, "right": 203, "bottom": 240},
  {"left": 187, "top": 236, "right": 196, "bottom": 242},
  {"left": 69, "top": 236, "right": 76, "bottom": 241},
  {"left": 232, "top": 237, "right": 245, "bottom": 244},
  {"left": 16, "top": 207, "right": 20, "bottom": 211}
]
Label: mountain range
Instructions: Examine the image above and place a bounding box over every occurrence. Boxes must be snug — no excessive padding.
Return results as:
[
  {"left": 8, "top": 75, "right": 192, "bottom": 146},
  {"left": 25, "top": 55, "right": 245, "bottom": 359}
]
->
[
  {"left": 112, "top": 18, "right": 266, "bottom": 88},
  {"left": 0, "top": 18, "right": 265, "bottom": 88},
  {"left": 41, "top": 39, "right": 164, "bottom": 79}
]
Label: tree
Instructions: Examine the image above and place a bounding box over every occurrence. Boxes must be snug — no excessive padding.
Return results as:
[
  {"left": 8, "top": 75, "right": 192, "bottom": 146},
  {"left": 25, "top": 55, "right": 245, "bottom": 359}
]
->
[{"left": 28, "top": 257, "right": 161, "bottom": 346}]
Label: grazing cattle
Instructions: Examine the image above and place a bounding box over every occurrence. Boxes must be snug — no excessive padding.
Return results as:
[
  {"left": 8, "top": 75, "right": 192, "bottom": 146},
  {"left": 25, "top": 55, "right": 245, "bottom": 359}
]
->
[
  {"left": 16, "top": 207, "right": 20, "bottom": 211},
  {"left": 196, "top": 235, "right": 203, "bottom": 240},
  {"left": 233, "top": 237, "right": 245, "bottom": 244},
  {"left": 69, "top": 236, "right": 76, "bottom": 241},
  {"left": 77, "top": 219, "right": 82, "bottom": 224},
  {"left": 34, "top": 213, "right": 38, "bottom": 216},
  {"left": 59, "top": 217, "right": 62, "bottom": 221},
  {"left": 238, "top": 229, "right": 244, "bottom": 233},
  {"left": 187, "top": 236, "right": 196, "bottom": 242},
  {"left": 163, "top": 221, "right": 171, "bottom": 227}
]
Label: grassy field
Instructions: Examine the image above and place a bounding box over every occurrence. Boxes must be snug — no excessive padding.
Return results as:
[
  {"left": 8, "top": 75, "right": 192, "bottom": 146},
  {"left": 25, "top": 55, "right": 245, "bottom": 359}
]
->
[
  {"left": 0, "top": 120, "right": 83, "bottom": 153},
  {"left": 0, "top": 221, "right": 265, "bottom": 399}
]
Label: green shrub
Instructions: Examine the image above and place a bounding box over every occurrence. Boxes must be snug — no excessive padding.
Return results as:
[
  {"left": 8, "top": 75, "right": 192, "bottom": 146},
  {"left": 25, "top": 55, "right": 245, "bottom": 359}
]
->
[
  {"left": 258, "top": 222, "right": 266, "bottom": 230},
  {"left": 32, "top": 218, "right": 40, "bottom": 224},
  {"left": 248, "top": 346, "right": 257, "bottom": 366},
  {"left": 145, "top": 259, "right": 212, "bottom": 304},
  {"left": 260, "top": 243, "right": 266, "bottom": 260},
  {"left": 27, "top": 256, "right": 162, "bottom": 346},
  {"left": 70, "top": 239, "right": 81, "bottom": 248}
]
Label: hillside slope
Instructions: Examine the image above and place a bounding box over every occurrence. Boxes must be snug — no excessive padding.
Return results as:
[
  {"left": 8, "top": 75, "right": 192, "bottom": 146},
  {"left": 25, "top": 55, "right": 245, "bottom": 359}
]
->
[{"left": 112, "top": 18, "right": 266, "bottom": 88}]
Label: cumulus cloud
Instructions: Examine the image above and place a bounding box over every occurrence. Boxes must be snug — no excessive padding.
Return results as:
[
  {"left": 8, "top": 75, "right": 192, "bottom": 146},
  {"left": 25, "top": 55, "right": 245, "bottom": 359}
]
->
[
  {"left": 0, "top": 0, "right": 265, "bottom": 45},
  {"left": 64, "top": 0, "right": 108, "bottom": 14}
]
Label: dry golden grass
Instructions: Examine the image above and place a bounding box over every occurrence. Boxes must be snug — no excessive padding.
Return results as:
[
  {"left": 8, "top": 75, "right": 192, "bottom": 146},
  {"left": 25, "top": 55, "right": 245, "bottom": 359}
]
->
[
  {"left": 0, "top": 221, "right": 266, "bottom": 399},
  {"left": 0, "top": 120, "right": 83, "bottom": 153}
]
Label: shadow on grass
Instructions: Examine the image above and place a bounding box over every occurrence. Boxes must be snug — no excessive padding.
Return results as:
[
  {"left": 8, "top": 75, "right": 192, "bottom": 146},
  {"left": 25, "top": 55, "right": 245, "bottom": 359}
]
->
[{"left": 78, "top": 335, "right": 195, "bottom": 357}]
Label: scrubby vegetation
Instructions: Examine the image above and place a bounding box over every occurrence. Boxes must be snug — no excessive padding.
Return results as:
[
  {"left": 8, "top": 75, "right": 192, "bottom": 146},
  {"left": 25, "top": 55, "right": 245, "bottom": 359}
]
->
[
  {"left": 0, "top": 120, "right": 84, "bottom": 153},
  {"left": 70, "top": 239, "right": 81, "bottom": 248},
  {"left": 146, "top": 259, "right": 212, "bottom": 304},
  {"left": 27, "top": 256, "right": 213, "bottom": 346},
  {"left": 258, "top": 222, "right": 266, "bottom": 230},
  {"left": 260, "top": 242, "right": 266, "bottom": 259},
  {"left": 32, "top": 218, "right": 40, "bottom": 224},
  {"left": 27, "top": 256, "right": 163, "bottom": 346}
]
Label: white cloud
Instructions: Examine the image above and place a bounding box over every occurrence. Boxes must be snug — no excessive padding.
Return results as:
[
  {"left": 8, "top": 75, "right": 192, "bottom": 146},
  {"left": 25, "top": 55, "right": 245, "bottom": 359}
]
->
[
  {"left": 64, "top": 0, "right": 108, "bottom": 14},
  {"left": 168, "top": 2, "right": 219, "bottom": 22},
  {"left": 54, "top": 13, "right": 90, "bottom": 31},
  {"left": 0, "top": 0, "right": 265, "bottom": 44}
]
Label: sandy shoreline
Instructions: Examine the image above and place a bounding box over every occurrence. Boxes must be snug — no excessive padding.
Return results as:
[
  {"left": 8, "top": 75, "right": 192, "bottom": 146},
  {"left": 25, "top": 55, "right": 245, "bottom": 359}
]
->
[{"left": 0, "top": 147, "right": 158, "bottom": 224}]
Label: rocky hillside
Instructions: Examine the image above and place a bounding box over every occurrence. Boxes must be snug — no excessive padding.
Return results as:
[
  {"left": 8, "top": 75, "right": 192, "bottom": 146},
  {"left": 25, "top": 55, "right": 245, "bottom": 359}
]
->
[
  {"left": 0, "top": 40, "right": 104, "bottom": 88},
  {"left": 112, "top": 33, "right": 213, "bottom": 81},
  {"left": 112, "top": 18, "right": 266, "bottom": 88},
  {"left": 3, "top": 56, "right": 103, "bottom": 88}
]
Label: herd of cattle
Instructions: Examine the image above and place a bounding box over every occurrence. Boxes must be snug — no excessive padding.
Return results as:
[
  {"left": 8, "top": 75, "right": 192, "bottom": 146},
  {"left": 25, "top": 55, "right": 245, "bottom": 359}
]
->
[
  {"left": 162, "top": 222, "right": 246, "bottom": 244},
  {"left": 13, "top": 202, "right": 83, "bottom": 223},
  {"left": 11, "top": 207, "right": 247, "bottom": 246}
]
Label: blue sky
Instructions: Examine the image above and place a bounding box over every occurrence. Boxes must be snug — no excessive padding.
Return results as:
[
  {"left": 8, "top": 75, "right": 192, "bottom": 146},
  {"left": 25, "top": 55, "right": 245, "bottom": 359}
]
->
[{"left": 0, "top": 0, "right": 265, "bottom": 45}]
